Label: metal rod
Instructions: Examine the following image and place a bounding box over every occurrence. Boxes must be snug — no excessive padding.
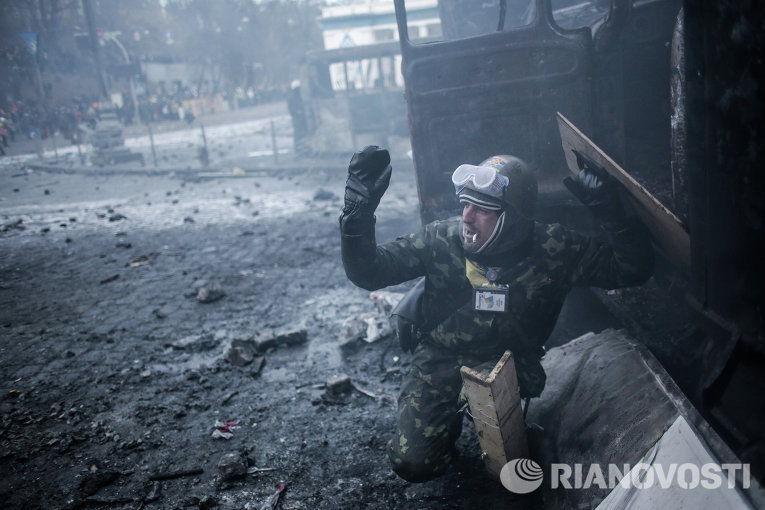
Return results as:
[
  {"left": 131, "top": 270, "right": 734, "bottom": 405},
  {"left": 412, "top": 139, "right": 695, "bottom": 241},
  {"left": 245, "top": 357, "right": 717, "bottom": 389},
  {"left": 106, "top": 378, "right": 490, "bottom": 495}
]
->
[
  {"left": 199, "top": 124, "right": 209, "bottom": 167},
  {"left": 82, "top": 0, "right": 108, "bottom": 98},
  {"left": 270, "top": 119, "right": 278, "bottom": 163},
  {"left": 148, "top": 124, "right": 157, "bottom": 167},
  {"left": 76, "top": 135, "right": 84, "bottom": 165}
]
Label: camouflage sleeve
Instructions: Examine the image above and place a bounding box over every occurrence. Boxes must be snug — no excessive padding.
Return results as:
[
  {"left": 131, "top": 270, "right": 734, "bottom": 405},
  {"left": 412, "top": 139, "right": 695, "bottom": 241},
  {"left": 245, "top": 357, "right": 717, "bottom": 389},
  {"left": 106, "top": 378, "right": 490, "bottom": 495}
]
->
[
  {"left": 566, "top": 218, "right": 655, "bottom": 289},
  {"left": 340, "top": 216, "right": 431, "bottom": 291}
]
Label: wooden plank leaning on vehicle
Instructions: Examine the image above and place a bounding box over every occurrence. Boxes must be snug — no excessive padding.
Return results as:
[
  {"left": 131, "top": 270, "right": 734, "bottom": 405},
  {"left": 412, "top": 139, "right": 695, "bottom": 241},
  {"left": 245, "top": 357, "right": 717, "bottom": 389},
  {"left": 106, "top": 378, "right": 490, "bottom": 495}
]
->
[{"left": 557, "top": 112, "right": 691, "bottom": 271}]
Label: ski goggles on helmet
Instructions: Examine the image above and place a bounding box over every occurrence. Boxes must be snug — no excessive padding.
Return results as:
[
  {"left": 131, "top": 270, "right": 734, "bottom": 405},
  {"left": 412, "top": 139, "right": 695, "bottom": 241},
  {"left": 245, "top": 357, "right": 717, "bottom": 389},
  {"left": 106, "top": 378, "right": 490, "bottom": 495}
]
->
[{"left": 452, "top": 164, "right": 509, "bottom": 198}]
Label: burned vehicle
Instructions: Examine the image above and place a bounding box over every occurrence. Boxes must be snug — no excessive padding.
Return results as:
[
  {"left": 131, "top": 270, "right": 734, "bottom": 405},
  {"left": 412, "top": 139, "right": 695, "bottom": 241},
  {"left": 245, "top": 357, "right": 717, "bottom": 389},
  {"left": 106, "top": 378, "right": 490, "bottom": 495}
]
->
[
  {"left": 392, "top": 0, "right": 764, "bottom": 506},
  {"left": 301, "top": 41, "right": 409, "bottom": 154}
]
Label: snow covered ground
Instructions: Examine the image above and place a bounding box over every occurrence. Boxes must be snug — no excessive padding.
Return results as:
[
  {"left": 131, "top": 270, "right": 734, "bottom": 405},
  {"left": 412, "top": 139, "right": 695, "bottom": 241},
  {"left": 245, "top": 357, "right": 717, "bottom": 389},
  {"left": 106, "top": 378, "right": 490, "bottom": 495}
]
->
[{"left": 0, "top": 102, "right": 294, "bottom": 169}]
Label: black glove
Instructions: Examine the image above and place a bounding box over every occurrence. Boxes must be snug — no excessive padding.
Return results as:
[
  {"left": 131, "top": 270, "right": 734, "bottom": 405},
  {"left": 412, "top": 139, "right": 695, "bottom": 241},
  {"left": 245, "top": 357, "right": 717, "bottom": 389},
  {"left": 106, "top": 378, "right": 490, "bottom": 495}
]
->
[
  {"left": 394, "top": 316, "right": 421, "bottom": 354},
  {"left": 343, "top": 145, "right": 392, "bottom": 219},
  {"left": 563, "top": 150, "right": 626, "bottom": 222}
]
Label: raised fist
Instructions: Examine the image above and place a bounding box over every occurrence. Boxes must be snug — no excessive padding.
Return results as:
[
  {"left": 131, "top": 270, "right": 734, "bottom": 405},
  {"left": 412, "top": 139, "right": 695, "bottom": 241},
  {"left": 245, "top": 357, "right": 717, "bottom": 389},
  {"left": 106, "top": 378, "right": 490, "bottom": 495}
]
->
[{"left": 344, "top": 145, "right": 392, "bottom": 216}]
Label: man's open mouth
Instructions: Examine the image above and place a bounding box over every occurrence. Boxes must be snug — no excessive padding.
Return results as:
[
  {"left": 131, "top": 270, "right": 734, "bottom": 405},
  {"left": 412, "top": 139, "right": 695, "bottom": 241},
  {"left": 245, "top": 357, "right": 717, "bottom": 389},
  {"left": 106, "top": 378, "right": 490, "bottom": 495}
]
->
[{"left": 464, "top": 226, "right": 478, "bottom": 244}]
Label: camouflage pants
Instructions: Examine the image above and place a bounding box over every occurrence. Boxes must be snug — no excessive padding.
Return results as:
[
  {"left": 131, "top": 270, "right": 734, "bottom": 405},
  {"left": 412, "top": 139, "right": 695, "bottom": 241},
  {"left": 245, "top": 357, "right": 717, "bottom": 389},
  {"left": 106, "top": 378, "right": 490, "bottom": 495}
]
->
[{"left": 386, "top": 341, "right": 496, "bottom": 483}]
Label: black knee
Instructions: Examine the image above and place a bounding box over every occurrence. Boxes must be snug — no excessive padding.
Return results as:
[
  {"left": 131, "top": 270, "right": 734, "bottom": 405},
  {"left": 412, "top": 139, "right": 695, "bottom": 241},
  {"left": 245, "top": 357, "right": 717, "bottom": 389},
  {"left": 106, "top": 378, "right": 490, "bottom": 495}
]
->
[{"left": 386, "top": 438, "right": 454, "bottom": 483}]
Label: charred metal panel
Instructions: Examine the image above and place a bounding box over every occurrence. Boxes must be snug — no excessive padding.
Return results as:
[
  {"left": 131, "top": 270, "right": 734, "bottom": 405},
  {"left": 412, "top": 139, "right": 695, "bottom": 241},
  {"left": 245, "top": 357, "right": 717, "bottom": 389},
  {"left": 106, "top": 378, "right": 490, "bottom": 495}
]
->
[
  {"left": 395, "top": 0, "right": 593, "bottom": 224},
  {"left": 670, "top": 7, "right": 688, "bottom": 224},
  {"left": 586, "top": 0, "right": 681, "bottom": 212},
  {"left": 684, "top": 1, "right": 765, "bottom": 347},
  {"left": 682, "top": 0, "right": 765, "bottom": 480}
]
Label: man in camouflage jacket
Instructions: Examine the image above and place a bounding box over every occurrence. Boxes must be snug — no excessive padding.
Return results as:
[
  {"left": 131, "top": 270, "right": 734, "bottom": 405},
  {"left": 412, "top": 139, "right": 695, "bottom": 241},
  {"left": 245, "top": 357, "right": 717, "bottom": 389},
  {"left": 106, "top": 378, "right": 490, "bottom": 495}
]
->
[{"left": 339, "top": 146, "right": 654, "bottom": 483}]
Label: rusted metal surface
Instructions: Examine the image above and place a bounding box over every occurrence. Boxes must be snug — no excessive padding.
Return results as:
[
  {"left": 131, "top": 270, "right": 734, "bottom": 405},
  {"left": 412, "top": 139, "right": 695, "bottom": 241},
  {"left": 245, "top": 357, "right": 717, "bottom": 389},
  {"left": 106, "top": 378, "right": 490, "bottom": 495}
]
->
[
  {"left": 395, "top": 0, "right": 594, "bottom": 223},
  {"left": 395, "top": 0, "right": 681, "bottom": 224},
  {"left": 670, "top": 7, "right": 688, "bottom": 224}
]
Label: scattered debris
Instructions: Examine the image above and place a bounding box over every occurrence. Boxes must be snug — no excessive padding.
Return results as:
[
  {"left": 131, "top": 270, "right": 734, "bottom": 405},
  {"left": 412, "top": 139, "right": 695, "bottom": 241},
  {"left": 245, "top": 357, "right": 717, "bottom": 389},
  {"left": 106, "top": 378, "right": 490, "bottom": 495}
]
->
[
  {"left": 211, "top": 429, "right": 234, "bottom": 440},
  {"left": 340, "top": 313, "right": 391, "bottom": 346},
  {"left": 334, "top": 290, "right": 402, "bottom": 346},
  {"left": 351, "top": 382, "right": 378, "bottom": 399},
  {"left": 312, "top": 188, "right": 336, "bottom": 201},
  {"left": 211, "top": 420, "right": 239, "bottom": 440},
  {"left": 275, "top": 328, "right": 308, "bottom": 347},
  {"left": 362, "top": 314, "right": 392, "bottom": 343},
  {"left": 325, "top": 375, "right": 352, "bottom": 396},
  {"left": 259, "top": 483, "right": 286, "bottom": 510},
  {"left": 253, "top": 334, "right": 277, "bottom": 353},
  {"left": 197, "top": 284, "right": 226, "bottom": 304},
  {"left": 217, "top": 452, "right": 248, "bottom": 480},
  {"left": 351, "top": 381, "right": 391, "bottom": 403},
  {"left": 128, "top": 256, "right": 150, "bottom": 268},
  {"left": 82, "top": 496, "right": 133, "bottom": 505},
  {"left": 79, "top": 470, "right": 119, "bottom": 496},
  {"left": 370, "top": 290, "right": 404, "bottom": 315},
  {"left": 199, "top": 495, "right": 218, "bottom": 510},
  {"left": 247, "top": 466, "right": 275, "bottom": 475},
  {"left": 250, "top": 356, "right": 266, "bottom": 377},
  {"left": 181, "top": 496, "right": 201, "bottom": 507},
  {"left": 383, "top": 367, "right": 401, "bottom": 380},
  {"left": 221, "top": 390, "right": 239, "bottom": 405},
  {"left": 1, "top": 219, "right": 24, "bottom": 232},
  {"left": 148, "top": 467, "right": 204, "bottom": 481},
  {"left": 99, "top": 274, "right": 120, "bottom": 285},
  {"left": 339, "top": 316, "right": 367, "bottom": 347},
  {"left": 165, "top": 334, "right": 202, "bottom": 350},
  {"left": 254, "top": 328, "right": 308, "bottom": 352},
  {"left": 227, "top": 339, "right": 257, "bottom": 366},
  {"left": 144, "top": 481, "right": 161, "bottom": 503}
]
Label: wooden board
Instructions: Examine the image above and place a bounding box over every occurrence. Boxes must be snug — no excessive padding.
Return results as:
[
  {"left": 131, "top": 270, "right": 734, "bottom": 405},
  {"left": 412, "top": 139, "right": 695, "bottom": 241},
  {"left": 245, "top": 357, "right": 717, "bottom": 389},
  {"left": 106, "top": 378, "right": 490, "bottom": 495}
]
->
[
  {"left": 557, "top": 112, "right": 691, "bottom": 270},
  {"left": 460, "top": 351, "right": 528, "bottom": 480}
]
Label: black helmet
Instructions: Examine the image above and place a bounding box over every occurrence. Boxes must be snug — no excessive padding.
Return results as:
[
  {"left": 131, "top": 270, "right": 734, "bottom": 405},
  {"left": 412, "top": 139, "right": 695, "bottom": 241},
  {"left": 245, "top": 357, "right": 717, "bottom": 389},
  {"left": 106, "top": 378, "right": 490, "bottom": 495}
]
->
[{"left": 478, "top": 155, "right": 537, "bottom": 220}]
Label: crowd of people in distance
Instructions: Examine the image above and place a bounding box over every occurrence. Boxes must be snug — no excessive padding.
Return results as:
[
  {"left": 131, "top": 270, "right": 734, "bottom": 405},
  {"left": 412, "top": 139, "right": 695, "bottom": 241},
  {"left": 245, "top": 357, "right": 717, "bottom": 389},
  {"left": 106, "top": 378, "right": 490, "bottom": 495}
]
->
[{"left": 0, "top": 81, "right": 293, "bottom": 156}]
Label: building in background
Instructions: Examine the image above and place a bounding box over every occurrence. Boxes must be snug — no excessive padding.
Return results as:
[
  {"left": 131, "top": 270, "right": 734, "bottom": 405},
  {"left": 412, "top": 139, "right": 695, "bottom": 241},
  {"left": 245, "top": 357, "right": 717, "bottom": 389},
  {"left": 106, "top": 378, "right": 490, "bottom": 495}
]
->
[{"left": 318, "top": 0, "right": 439, "bottom": 91}]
